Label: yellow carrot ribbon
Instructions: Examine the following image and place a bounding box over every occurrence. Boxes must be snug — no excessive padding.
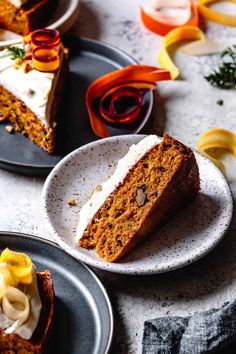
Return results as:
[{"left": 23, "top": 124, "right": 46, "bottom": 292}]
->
[
  {"left": 196, "top": 128, "right": 236, "bottom": 174},
  {"left": 199, "top": 0, "right": 236, "bottom": 27},
  {"left": 158, "top": 26, "right": 205, "bottom": 79},
  {"left": 0, "top": 248, "right": 33, "bottom": 284}
]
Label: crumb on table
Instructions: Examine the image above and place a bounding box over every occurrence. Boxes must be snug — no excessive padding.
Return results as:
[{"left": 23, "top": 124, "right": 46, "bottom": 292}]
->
[
  {"left": 68, "top": 199, "right": 77, "bottom": 206},
  {"left": 5, "top": 125, "right": 14, "bottom": 134}
]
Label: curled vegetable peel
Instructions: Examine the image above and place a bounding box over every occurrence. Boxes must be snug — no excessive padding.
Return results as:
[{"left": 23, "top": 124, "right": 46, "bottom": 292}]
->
[
  {"left": 196, "top": 128, "right": 236, "bottom": 174},
  {"left": 32, "top": 46, "right": 59, "bottom": 72},
  {"left": 0, "top": 263, "right": 18, "bottom": 289},
  {"left": 100, "top": 85, "right": 143, "bottom": 125},
  {"left": 0, "top": 249, "right": 31, "bottom": 328},
  {"left": 0, "top": 248, "right": 32, "bottom": 284},
  {"left": 24, "top": 29, "right": 61, "bottom": 50},
  {"left": 23, "top": 28, "right": 61, "bottom": 72},
  {"left": 158, "top": 26, "right": 205, "bottom": 79},
  {"left": 141, "top": 0, "right": 198, "bottom": 36},
  {"left": 0, "top": 249, "right": 42, "bottom": 339},
  {"left": 180, "top": 38, "right": 236, "bottom": 56},
  {"left": 31, "top": 29, "right": 61, "bottom": 51},
  {"left": 86, "top": 65, "right": 171, "bottom": 138},
  {"left": 2, "top": 287, "right": 29, "bottom": 323},
  {"left": 199, "top": 0, "right": 236, "bottom": 27}
]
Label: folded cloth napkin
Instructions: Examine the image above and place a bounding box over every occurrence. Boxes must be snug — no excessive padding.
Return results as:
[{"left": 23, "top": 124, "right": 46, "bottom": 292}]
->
[{"left": 142, "top": 301, "right": 236, "bottom": 354}]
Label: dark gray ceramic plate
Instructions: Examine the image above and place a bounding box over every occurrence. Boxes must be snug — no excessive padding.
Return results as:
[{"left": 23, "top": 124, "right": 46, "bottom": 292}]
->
[
  {"left": 0, "top": 232, "right": 114, "bottom": 354},
  {"left": 0, "top": 37, "right": 154, "bottom": 176}
]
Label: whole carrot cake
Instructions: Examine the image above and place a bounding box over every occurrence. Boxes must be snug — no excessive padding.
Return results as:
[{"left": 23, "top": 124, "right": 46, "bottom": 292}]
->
[
  {"left": 0, "top": 0, "right": 56, "bottom": 35},
  {"left": 77, "top": 134, "right": 200, "bottom": 262},
  {"left": 0, "top": 29, "right": 68, "bottom": 153}
]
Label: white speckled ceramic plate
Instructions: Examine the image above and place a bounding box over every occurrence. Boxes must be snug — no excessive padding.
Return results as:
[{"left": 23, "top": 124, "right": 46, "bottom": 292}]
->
[
  {"left": 0, "top": 0, "right": 80, "bottom": 48},
  {"left": 41, "top": 135, "right": 233, "bottom": 275}
]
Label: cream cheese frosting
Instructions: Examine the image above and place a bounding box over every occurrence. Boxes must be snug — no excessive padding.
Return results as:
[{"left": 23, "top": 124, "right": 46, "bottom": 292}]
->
[
  {"left": 7, "top": 0, "right": 29, "bottom": 7},
  {"left": 76, "top": 135, "right": 160, "bottom": 241},
  {"left": 0, "top": 47, "right": 54, "bottom": 127}
]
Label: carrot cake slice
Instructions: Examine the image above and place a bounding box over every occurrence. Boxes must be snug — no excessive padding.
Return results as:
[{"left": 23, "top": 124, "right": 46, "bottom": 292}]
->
[
  {"left": 0, "top": 0, "right": 56, "bottom": 35},
  {"left": 0, "top": 29, "right": 68, "bottom": 153},
  {"left": 77, "top": 134, "right": 200, "bottom": 262}
]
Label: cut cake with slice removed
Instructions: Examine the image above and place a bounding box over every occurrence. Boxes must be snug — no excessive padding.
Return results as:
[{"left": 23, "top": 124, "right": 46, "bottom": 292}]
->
[
  {"left": 0, "top": 41, "right": 68, "bottom": 153},
  {"left": 0, "top": 270, "right": 54, "bottom": 353},
  {"left": 78, "top": 134, "right": 200, "bottom": 262}
]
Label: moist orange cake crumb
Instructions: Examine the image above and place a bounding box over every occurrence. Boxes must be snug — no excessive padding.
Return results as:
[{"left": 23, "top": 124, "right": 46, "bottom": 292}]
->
[
  {"left": 78, "top": 134, "right": 200, "bottom": 262},
  {"left": 0, "top": 84, "right": 55, "bottom": 153},
  {"left": 0, "top": 0, "right": 56, "bottom": 35}
]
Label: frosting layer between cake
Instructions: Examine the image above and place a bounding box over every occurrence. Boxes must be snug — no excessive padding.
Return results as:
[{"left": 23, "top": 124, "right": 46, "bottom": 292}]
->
[{"left": 76, "top": 135, "right": 160, "bottom": 241}]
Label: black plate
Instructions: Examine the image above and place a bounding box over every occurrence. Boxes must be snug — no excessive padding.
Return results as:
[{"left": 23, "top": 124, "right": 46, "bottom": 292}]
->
[
  {"left": 0, "top": 232, "right": 114, "bottom": 354},
  {"left": 0, "top": 37, "right": 154, "bottom": 176}
]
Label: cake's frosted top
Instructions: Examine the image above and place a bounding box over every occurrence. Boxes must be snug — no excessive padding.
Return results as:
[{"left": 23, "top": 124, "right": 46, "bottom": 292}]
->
[
  {"left": 7, "top": 0, "right": 28, "bottom": 7},
  {"left": 76, "top": 135, "right": 160, "bottom": 242},
  {"left": 0, "top": 47, "right": 54, "bottom": 127}
]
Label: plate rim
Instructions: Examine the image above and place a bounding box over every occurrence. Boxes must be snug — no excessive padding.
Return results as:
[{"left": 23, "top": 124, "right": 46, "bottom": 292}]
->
[
  {"left": 0, "top": 0, "right": 81, "bottom": 48},
  {"left": 0, "top": 230, "right": 114, "bottom": 354},
  {"left": 47, "top": 0, "right": 81, "bottom": 34},
  {"left": 41, "top": 134, "right": 234, "bottom": 275},
  {"left": 0, "top": 36, "right": 154, "bottom": 176}
]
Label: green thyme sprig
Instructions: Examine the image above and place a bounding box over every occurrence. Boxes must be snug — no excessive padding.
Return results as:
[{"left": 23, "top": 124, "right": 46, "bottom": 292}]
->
[
  {"left": 205, "top": 45, "right": 236, "bottom": 89},
  {"left": 7, "top": 46, "right": 25, "bottom": 60}
]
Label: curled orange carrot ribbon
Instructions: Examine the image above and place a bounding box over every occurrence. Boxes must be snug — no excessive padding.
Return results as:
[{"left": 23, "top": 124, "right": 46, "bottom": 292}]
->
[
  {"left": 24, "top": 29, "right": 61, "bottom": 50},
  {"left": 140, "top": 0, "right": 199, "bottom": 36},
  {"left": 32, "top": 46, "right": 59, "bottom": 72},
  {"left": 86, "top": 65, "right": 171, "bottom": 138},
  {"left": 99, "top": 81, "right": 156, "bottom": 126},
  {"left": 30, "top": 29, "right": 61, "bottom": 52},
  {"left": 23, "top": 29, "right": 61, "bottom": 72}
]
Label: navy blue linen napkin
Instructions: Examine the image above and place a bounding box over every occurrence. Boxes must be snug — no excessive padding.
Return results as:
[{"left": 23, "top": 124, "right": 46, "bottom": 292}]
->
[{"left": 142, "top": 301, "right": 236, "bottom": 354}]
